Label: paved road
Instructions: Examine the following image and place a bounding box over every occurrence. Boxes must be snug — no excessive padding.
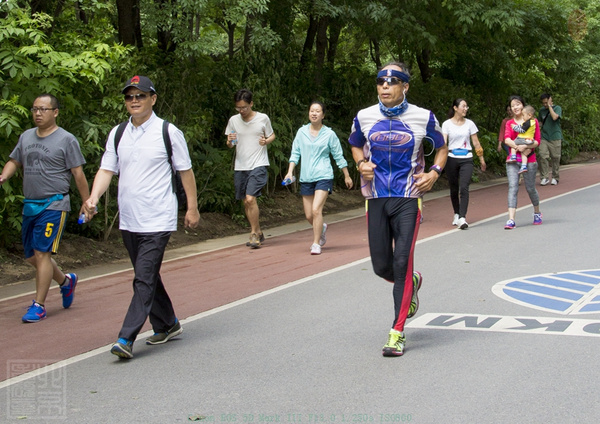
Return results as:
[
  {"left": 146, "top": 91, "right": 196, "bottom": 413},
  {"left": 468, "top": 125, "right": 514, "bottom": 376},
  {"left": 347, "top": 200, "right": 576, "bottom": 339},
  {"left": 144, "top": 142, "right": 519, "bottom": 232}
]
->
[{"left": 1, "top": 162, "right": 599, "bottom": 423}]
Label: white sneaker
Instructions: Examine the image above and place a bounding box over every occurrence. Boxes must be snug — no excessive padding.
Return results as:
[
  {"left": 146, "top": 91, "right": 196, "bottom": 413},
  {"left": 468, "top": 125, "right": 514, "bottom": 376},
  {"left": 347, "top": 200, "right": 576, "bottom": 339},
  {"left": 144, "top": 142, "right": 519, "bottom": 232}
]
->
[
  {"left": 319, "top": 223, "right": 327, "bottom": 246},
  {"left": 458, "top": 217, "right": 468, "bottom": 230},
  {"left": 310, "top": 243, "right": 321, "bottom": 255},
  {"left": 540, "top": 178, "right": 549, "bottom": 186},
  {"left": 452, "top": 214, "right": 459, "bottom": 226},
  {"left": 551, "top": 178, "right": 558, "bottom": 185}
]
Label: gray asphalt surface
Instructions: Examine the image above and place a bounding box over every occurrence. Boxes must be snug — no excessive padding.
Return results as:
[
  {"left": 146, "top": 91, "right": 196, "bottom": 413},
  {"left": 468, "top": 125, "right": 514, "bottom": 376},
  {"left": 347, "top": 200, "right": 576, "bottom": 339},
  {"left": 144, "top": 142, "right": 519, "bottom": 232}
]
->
[{"left": 2, "top": 183, "right": 599, "bottom": 423}]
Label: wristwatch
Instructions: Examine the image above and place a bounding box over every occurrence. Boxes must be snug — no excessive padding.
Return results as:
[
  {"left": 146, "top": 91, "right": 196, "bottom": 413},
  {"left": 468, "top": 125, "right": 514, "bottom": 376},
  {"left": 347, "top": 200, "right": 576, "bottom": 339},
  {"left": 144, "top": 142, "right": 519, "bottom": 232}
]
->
[
  {"left": 429, "top": 164, "right": 442, "bottom": 175},
  {"left": 356, "top": 159, "right": 367, "bottom": 170}
]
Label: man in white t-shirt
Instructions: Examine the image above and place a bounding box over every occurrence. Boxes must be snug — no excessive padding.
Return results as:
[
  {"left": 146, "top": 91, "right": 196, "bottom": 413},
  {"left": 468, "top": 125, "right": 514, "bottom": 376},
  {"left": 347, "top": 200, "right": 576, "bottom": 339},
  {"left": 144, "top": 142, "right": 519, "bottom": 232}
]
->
[
  {"left": 84, "top": 76, "right": 200, "bottom": 359},
  {"left": 225, "top": 89, "right": 275, "bottom": 248}
]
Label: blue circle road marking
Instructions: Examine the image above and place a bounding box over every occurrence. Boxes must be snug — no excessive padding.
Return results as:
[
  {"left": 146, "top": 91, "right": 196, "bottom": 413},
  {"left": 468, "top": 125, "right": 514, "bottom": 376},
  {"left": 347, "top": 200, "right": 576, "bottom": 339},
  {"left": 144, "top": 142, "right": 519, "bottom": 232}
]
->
[{"left": 492, "top": 269, "right": 600, "bottom": 315}]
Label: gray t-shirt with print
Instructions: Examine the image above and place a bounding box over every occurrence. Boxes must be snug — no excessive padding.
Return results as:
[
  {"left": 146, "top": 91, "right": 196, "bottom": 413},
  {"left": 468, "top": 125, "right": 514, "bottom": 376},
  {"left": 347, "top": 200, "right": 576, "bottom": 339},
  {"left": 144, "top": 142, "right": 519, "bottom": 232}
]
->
[{"left": 10, "top": 127, "right": 86, "bottom": 212}]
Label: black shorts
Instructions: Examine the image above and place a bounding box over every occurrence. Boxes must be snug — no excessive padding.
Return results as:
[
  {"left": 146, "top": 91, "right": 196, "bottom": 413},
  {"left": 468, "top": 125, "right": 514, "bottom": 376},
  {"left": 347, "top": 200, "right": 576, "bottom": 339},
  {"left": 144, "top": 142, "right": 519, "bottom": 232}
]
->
[
  {"left": 234, "top": 166, "right": 268, "bottom": 200},
  {"left": 300, "top": 179, "right": 333, "bottom": 196}
]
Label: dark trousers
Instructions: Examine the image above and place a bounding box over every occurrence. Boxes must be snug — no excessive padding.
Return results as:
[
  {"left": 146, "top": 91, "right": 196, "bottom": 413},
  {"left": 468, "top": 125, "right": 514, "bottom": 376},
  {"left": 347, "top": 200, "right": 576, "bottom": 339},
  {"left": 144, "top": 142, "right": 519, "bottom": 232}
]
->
[
  {"left": 118, "top": 230, "right": 176, "bottom": 341},
  {"left": 367, "top": 197, "right": 420, "bottom": 332},
  {"left": 445, "top": 156, "right": 474, "bottom": 218}
]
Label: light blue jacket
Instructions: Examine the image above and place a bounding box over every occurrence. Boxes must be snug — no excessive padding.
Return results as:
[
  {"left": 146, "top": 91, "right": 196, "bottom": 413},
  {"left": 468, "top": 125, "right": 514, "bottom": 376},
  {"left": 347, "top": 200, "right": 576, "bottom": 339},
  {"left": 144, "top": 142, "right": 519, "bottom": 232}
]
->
[{"left": 289, "top": 124, "right": 348, "bottom": 183}]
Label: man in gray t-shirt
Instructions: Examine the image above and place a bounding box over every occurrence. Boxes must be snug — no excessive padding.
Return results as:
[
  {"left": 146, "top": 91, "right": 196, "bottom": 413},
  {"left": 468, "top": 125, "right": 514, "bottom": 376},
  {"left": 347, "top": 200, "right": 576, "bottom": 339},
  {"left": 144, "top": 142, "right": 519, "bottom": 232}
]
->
[{"left": 0, "top": 93, "right": 89, "bottom": 323}]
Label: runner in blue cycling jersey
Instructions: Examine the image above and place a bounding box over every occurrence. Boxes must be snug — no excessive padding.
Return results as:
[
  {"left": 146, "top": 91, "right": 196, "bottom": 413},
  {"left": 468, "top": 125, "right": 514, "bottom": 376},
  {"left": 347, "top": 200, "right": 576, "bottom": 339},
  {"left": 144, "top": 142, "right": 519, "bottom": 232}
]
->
[{"left": 349, "top": 62, "right": 448, "bottom": 357}]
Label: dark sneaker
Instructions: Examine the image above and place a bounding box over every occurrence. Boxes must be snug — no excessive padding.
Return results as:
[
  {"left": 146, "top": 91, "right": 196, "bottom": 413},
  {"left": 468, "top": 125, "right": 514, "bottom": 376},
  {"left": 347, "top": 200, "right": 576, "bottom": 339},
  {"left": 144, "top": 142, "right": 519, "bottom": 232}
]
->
[
  {"left": 111, "top": 338, "right": 133, "bottom": 359},
  {"left": 146, "top": 320, "right": 183, "bottom": 345},
  {"left": 407, "top": 271, "right": 422, "bottom": 318},
  {"left": 382, "top": 329, "right": 406, "bottom": 357},
  {"left": 61, "top": 273, "right": 78, "bottom": 309},
  {"left": 22, "top": 300, "right": 46, "bottom": 323},
  {"left": 319, "top": 223, "right": 328, "bottom": 246},
  {"left": 248, "top": 233, "right": 262, "bottom": 249},
  {"left": 246, "top": 232, "right": 264, "bottom": 247}
]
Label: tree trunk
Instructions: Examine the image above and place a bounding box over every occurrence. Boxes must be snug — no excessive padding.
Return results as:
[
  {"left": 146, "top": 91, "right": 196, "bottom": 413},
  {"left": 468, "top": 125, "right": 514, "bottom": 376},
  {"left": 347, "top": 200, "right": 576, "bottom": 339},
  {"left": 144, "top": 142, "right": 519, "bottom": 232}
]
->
[
  {"left": 416, "top": 48, "right": 432, "bottom": 83},
  {"left": 299, "top": 14, "right": 318, "bottom": 72},
  {"left": 227, "top": 20, "right": 236, "bottom": 60},
  {"left": 116, "top": 0, "right": 143, "bottom": 48},
  {"left": 314, "top": 16, "right": 329, "bottom": 91},
  {"left": 327, "top": 18, "right": 343, "bottom": 66},
  {"left": 157, "top": 0, "right": 177, "bottom": 53},
  {"left": 370, "top": 38, "right": 381, "bottom": 69}
]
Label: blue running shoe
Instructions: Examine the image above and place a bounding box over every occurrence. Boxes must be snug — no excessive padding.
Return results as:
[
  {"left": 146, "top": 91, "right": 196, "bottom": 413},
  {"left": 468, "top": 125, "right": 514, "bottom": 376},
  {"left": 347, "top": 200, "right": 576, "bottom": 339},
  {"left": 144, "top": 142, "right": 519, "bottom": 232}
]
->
[
  {"left": 504, "top": 219, "right": 516, "bottom": 230},
  {"left": 533, "top": 213, "right": 543, "bottom": 225},
  {"left": 111, "top": 338, "right": 133, "bottom": 359},
  {"left": 22, "top": 300, "right": 46, "bottom": 323},
  {"left": 60, "top": 273, "right": 78, "bottom": 309}
]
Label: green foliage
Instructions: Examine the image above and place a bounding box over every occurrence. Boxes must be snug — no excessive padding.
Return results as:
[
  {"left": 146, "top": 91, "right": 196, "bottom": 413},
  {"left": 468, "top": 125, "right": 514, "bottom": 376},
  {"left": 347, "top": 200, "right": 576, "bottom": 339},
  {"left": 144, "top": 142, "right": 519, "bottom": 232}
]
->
[
  {"left": 1, "top": 0, "right": 600, "bottom": 248},
  {"left": 0, "top": 1, "right": 132, "bottom": 247}
]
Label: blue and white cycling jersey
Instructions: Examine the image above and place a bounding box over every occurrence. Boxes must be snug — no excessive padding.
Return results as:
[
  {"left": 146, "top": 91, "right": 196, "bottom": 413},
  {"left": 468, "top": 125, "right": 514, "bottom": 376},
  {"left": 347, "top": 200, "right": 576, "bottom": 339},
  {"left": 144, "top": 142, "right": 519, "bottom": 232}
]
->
[{"left": 349, "top": 103, "right": 444, "bottom": 199}]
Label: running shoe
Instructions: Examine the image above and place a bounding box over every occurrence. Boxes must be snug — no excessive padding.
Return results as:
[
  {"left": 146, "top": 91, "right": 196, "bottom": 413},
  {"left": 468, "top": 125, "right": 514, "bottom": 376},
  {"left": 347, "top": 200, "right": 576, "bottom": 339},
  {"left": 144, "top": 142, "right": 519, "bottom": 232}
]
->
[
  {"left": 458, "top": 217, "right": 468, "bottom": 230},
  {"left": 146, "top": 320, "right": 183, "bottom": 345},
  {"left": 504, "top": 219, "right": 516, "bottom": 230},
  {"left": 382, "top": 329, "right": 405, "bottom": 357},
  {"left": 111, "top": 338, "right": 133, "bottom": 359},
  {"left": 551, "top": 178, "right": 558, "bottom": 185},
  {"left": 540, "top": 178, "right": 549, "bottom": 186},
  {"left": 246, "top": 232, "right": 264, "bottom": 247},
  {"left": 319, "top": 223, "right": 328, "bottom": 246},
  {"left": 518, "top": 165, "right": 528, "bottom": 174},
  {"left": 22, "top": 300, "right": 46, "bottom": 323},
  {"left": 407, "top": 271, "right": 422, "bottom": 318},
  {"left": 310, "top": 243, "right": 321, "bottom": 255},
  {"left": 61, "top": 273, "right": 78, "bottom": 309},
  {"left": 533, "top": 213, "right": 543, "bottom": 225},
  {"left": 506, "top": 154, "right": 517, "bottom": 163},
  {"left": 452, "top": 214, "right": 459, "bottom": 226},
  {"left": 248, "top": 233, "right": 261, "bottom": 249}
]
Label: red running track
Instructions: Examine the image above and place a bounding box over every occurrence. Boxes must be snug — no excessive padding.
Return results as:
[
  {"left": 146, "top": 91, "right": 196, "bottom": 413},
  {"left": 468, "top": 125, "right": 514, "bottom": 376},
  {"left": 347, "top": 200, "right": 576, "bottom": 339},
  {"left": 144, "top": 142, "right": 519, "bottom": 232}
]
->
[{"left": 1, "top": 162, "right": 599, "bottom": 381}]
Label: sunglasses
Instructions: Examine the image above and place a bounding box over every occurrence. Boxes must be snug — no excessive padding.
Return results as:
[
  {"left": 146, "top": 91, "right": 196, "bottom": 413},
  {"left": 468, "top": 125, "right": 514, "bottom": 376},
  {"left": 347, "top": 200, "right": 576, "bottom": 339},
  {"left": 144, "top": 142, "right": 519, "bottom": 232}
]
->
[
  {"left": 124, "top": 93, "right": 149, "bottom": 102},
  {"left": 376, "top": 77, "right": 402, "bottom": 86}
]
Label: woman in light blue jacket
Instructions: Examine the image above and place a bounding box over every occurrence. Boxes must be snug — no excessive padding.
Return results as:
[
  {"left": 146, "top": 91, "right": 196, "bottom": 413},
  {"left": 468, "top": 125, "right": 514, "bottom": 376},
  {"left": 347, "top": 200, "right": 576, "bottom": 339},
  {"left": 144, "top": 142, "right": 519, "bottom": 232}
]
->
[{"left": 284, "top": 101, "right": 353, "bottom": 255}]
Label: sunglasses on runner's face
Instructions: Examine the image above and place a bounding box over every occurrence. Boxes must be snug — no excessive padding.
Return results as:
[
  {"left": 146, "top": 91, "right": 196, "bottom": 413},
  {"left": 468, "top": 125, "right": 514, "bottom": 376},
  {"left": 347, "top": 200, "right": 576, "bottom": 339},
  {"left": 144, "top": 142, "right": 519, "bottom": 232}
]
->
[
  {"left": 376, "top": 77, "right": 402, "bottom": 86},
  {"left": 124, "top": 93, "right": 149, "bottom": 102}
]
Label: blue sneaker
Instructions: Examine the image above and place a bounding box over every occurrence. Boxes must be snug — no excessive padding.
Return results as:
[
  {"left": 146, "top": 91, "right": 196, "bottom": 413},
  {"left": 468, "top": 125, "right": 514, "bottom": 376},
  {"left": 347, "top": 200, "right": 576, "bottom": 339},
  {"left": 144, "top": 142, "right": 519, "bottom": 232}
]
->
[
  {"left": 504, "top": 219, "right": 516, "bottom": 230},
  {"left": 533, "top": 213, "right": 543, "bottom": 225},
  {"left": 60, "top": 273, "right": 78, "bottom": 309},
  {"left": 111, "top": 338, "right": 133, "bottom": 359},
  {"left": 22, "top": 300, "right": 47, "bottom": 323}
]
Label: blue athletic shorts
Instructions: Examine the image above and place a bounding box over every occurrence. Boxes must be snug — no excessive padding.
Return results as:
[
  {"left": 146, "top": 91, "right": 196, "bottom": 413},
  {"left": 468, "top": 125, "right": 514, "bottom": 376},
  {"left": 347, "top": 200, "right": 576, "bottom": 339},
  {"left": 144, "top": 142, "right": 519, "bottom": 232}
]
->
[
  {"left": 234, "top": 166, "right": 268, "bottom": 200},
  {"left": 22, "top": 209, "right": 68, "bottom": 259},
  {"left": 300, "top": 179, "right": 333, "bottom": 196}
]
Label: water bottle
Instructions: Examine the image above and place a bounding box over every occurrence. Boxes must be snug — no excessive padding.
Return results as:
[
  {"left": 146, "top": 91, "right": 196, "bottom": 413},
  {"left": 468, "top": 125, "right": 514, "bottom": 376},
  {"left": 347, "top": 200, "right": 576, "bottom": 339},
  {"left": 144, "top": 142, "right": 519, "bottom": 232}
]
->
[
  {"left": 78, "top": 207, "right": 97, "bottom": 224},
  {"left": 230, "top": 131, "right": 237, "bottom": 146},
  {"left": 282, "top": 176, "right": 296, "bottom": 186}
]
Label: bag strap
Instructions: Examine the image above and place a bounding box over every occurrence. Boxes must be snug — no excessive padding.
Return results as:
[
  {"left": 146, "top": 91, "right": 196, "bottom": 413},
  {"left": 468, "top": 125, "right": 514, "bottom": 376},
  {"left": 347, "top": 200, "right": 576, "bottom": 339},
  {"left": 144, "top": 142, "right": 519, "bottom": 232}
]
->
[
  {"left": 162, "top": 120, "right": 179, "bottom": 195},
  {"left": 113, "top": 121, "right": 128, "bottom": 154},
  {"left": 162, "top": 120, "right": 174, "bottom": 168},
  {"left": 112, "top": 120, "right": 177, "bottom": 193}
]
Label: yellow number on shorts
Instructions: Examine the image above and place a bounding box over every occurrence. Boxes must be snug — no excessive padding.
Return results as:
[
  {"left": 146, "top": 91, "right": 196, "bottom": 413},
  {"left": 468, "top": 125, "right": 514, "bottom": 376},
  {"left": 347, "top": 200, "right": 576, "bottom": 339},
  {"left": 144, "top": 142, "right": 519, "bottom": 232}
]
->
[{"left": 45, "top": 222, "right": 54, "bottom": 237}]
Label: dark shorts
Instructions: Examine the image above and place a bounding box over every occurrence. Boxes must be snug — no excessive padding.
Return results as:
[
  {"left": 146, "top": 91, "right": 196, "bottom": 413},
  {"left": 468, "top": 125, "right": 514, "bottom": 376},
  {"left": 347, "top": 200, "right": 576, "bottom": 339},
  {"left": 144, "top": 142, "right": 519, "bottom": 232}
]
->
[
  {"left": 22, "top": 209, "right": 68, "bottom": 259},
  {"left": 300, "top": 179, "right": 333, "bottom": 196},
  {"left": 234, "top": 166, "right": 268, "bottom": 200}
]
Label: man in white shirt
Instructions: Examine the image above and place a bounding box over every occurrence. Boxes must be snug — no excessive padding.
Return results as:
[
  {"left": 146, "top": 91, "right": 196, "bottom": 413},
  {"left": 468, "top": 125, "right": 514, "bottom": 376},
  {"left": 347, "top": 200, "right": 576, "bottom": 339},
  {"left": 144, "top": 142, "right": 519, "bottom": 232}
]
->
[
  {"left": 225, "top": 89, "right": 275, "bottom": 248},
  {"left": 84, "top": 76, "right": 200, "bottom": 359}
]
